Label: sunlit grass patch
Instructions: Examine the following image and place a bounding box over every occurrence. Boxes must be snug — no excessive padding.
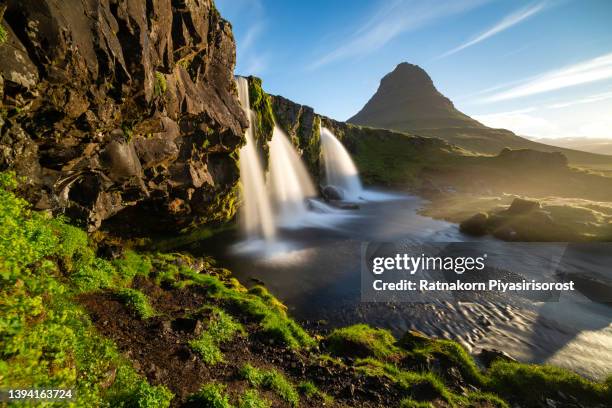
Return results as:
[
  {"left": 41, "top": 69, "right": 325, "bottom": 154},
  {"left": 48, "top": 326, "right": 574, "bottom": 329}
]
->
[
  {"left": 326, "top": 324, "right": 401, "bottom": 359},
  {"left": 240, "top": 364, "right": 299, "bottom": 407}
]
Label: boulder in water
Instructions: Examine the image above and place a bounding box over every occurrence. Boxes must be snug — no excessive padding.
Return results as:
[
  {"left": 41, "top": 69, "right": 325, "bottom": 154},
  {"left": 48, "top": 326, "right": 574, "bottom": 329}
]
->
[
  {"left": 322, "top": 185, "right": 344, "bottom": 201},
  {"left": 506, "top": 198, "right": 541, "bottom": 215},
  {"left": 460, "top": 212, "right": 489, "bottom": 236}
]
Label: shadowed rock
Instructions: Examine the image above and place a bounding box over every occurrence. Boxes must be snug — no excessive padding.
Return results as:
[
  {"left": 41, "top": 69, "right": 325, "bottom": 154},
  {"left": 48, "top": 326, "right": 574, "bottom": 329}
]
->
[{"left": 0, "top": 0, "right": 246, "bottom": 232}]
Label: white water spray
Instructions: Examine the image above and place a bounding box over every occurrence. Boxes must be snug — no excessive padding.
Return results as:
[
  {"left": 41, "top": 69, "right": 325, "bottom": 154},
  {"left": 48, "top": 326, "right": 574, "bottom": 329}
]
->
[
  {"left": 268, "top": 126, "right": 317, "bottom": 226},
  {"left": 235, "top": 77, "right": 276, "bottom": 241},
  {"left": 320, "top": 127, "right": 363, "bottom": 200}
]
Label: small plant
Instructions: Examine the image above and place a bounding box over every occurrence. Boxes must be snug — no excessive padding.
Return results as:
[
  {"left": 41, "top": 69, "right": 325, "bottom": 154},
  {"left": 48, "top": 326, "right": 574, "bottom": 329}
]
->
[
  {"left": 130, "top": 380, "right": 174, "bottom": 408},
  {"left": 189, "top": 333, "right": 223, "bottom": 365},
  {"left": 189, "top": 309, "right": 244, "bottom": 365},
  {"left": 188, "top": 383, "right": 232, "bottom": 408},
  {"left": 238, "top": 389, "right": 270, "bottom": 408},
  {"left": 239, "top": 364, "right": 299, "bottom": 407},
  {"left": 154, "top": 71, "right": 167, "bottom": 96},
  {"left": 0, "top": 24, "right": 7, "bottom": 45},
  {"left": 115, "top": 288, "right": 156, "bottom": 319}
]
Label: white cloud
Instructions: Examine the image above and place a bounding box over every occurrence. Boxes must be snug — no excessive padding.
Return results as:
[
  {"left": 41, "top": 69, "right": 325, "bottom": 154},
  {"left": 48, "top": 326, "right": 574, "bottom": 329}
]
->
[
  {"left": 480, "top": 52, "right": 612, "bottom": 102},
  {"left": 546, "top": 90, "right": 612, "bottom": 109},
  {"left": 438, "top": 2, "right": 545, "bottom": 59},
  {"left": 473, "top": 111, "right": 561, "bottom": 137},
  {"left": 307, "top": 0, "right": 490, "bottom": 70}
]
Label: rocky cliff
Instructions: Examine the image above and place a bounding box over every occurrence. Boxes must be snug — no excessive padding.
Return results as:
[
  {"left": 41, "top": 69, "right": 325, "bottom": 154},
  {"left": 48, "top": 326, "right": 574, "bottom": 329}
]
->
[{"left": 0, "top": 0, "right": 246, "bottom": 233}]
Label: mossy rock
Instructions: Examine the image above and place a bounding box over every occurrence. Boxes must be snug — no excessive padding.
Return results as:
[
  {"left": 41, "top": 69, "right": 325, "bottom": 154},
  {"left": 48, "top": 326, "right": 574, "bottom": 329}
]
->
[
  {"left": 325, "top": 324, "right": 401, "bottom": 360},
  {"left": 397, "top": 330, "right": 432, "bottom": 350}
]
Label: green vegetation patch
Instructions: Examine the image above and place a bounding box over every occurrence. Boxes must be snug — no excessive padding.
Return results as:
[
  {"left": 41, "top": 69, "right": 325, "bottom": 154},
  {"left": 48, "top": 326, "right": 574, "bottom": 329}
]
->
[
  {"left": 326, "top": 324, "right": 401, "bottom": 359},
  {"left": 182, "top": 269, "right": 315, "bottom": 349},
  {"left": 240, "top": 364, "right": 299, "bottom": 407},
  {"left": 115, "top": 288, "right": 156, "bottom": 319},
  {"left": 0, "top": 172, "right": 174, "bottom": 407},
  {"left": 247, "top": 76, "right": 275, "bottom": 158},
  {"left": 238, "top": 389, "right": 271, "bottom": 408},
  {"left": 188, "top": 383, "right": 232, "bottom": 408},
  {"left": 487, "top": 360, "right": 611, "bottom": 406},
  {"left": 189, "top": 308, "right": 244, "bottom": 365}
]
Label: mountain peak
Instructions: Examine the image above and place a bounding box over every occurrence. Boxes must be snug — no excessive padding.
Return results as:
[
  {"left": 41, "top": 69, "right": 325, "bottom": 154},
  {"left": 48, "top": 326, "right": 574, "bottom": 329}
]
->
[{"left": 348, "top": 62, "right": 480, "bottom": 130}]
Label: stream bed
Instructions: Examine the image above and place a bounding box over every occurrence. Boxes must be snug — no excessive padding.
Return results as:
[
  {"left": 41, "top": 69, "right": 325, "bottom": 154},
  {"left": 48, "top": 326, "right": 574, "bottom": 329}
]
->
[{"left": 185, "top": 192, "right": 612, "bottom": 379}]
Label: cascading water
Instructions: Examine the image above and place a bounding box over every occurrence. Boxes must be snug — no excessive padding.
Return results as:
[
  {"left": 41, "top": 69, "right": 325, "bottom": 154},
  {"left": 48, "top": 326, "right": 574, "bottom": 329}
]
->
[
  {"left": 320, "top": 127, "right": 363, "bottom": 200},
  {"left": 268, "top": 126, "right": 317, "bottom": 226},
  {"left": 235, "top": 77, "right": 276, "bottom": 241}
]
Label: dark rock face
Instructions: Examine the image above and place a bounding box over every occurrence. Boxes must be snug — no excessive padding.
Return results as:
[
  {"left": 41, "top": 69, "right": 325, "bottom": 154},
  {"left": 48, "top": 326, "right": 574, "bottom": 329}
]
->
[
  {"left": 0, "top": 0, "right": 246, "bottom": 232},
  {"left": 270, "top": 94, "right": 321, "bottom": 178}
]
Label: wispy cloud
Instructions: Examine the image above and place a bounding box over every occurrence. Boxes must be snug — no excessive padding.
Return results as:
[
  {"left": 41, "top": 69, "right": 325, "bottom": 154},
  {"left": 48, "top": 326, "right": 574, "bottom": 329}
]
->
[
  {"left": 480, "top": 52, "right": 612, "bottom": 102},
  {"left": 307, "top": 0, "right": 490, "bottom": 70},
  {"left": 546, "top": 90, "right": 612, "bottom": 108},
  {"left": 437, "top": 2, "right": 546, "bottom": 59}
]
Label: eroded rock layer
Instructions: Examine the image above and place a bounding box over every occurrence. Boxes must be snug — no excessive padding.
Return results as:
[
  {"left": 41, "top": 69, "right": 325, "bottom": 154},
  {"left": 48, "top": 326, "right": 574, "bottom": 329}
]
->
[{"left": 0, "top": 0, "right": 246, "bottom": 232}]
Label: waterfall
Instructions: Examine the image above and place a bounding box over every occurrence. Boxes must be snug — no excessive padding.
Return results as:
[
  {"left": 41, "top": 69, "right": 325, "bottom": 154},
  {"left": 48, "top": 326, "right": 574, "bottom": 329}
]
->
[
  {"left": 268, "top": 125, "right": 317, "bottom": 226},
  {"left": 235, "top": 77, "right": 276, "bottom": 241},
  {"left": 320, "top": 127, "right": 363, "bottom": 200}
]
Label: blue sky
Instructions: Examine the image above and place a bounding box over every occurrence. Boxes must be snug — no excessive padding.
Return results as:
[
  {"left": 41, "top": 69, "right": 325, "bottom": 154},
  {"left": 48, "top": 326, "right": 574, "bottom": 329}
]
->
[{"left": 216, "top": 0, "right": 612, "bottom": 139}]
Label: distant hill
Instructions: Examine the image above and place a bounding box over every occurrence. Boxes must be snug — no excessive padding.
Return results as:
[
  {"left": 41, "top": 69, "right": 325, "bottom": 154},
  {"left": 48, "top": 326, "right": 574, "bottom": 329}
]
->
[
  {"left": 529, "top": 137, "right": 612, "bottom": 156},
  {"left": 348, "top": 62, "right": 612, "bottom": 166}
]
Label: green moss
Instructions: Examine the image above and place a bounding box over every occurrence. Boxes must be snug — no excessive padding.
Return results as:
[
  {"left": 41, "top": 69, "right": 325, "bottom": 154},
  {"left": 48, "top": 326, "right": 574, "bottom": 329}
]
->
[
  {"left": 115, "top": 288, "right": 156, "bottom": 319},
  {"left": 326, "top": 324, "right": 401, "bottom": 359},
  {"left": 487, "top": 360, "right": 611, "bottom": 406},
  {"left": 406, "top": 337, "right": 484, "bottom": 385},
  {"left": 0, "top": 24, "right": 7, "bottom": 45},
  {"left": 189, "top": 308, "right": 244, "bottom": 365},
  {"left": 0, "top": 172, "right": 174, "bottom": 407},
  {"left": 180, "top": 268, "right": 314, "bottom": 349},
  {"left": 153, "top": 71, "right": 167, "bottom": 96},
  {"left": 240, "top": 364, "right": 299, "bottom": 407},
  {"left": 188, "top": 383, "right": 232, "bottom": 408},
  {"left": 297, "top": 380, "right": 333, "bottom": 403},
  {"left": 399, "top": 398, "right": 434, "bottom": 408},
  {"left": 247, "top": 76, "right": 275, "bottom": 163},
  {"left": 113, "top": 250, "right": 153, "bottom": 283},
  {"left": 354, "top": 358, "right": 452, "bottom": 403},
  {"left": 238, "top": 389, "right": 270, "bottom": 408},
  {"left": 189, "top": 333, "right": 223, "bottom": 365}
]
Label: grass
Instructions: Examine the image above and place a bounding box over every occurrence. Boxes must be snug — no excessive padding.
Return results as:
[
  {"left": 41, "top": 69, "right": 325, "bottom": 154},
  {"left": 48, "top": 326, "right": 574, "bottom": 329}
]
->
[
  {"left": 298, "top": 381, "right": 333, "bottom": 404},
  {"left": 487, "top": 360, "right": 612, "bottom": 406},
  {"left": 0, "top": 172, "right": 173, "bottom": 407},
  {"left": 240, "top": 364, "right": 300, "bottom": 407},
  {"left": 189, "top": 308, "right": 244, "bottom": 365},
  {"left": 181, "top": 269, "right": 315, "bottom": 349},
  {"left": 238, "top": 389, "right": 271, "bottom": 408},
  {"left": 326, "top": 324, "right": 401, "bottom": 359},
  {"left": 188, "top": 383, "right": 232, "bottom": 408}
]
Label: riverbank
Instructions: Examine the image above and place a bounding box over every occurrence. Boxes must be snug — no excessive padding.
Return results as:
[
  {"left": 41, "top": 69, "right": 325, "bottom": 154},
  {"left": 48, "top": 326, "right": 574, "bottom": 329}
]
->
[{"left": 3, "top": 173, "right": 610, "bottom": 407}]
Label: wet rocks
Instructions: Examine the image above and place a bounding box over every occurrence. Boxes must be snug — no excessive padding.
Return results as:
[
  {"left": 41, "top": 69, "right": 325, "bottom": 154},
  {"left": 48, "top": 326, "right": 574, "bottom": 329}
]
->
[
  {"left": 0, "top": 0, "right": 246, "bottom": 232},
  {"left": 459, "top": 212, "right": 489, "bottom": 236}
]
